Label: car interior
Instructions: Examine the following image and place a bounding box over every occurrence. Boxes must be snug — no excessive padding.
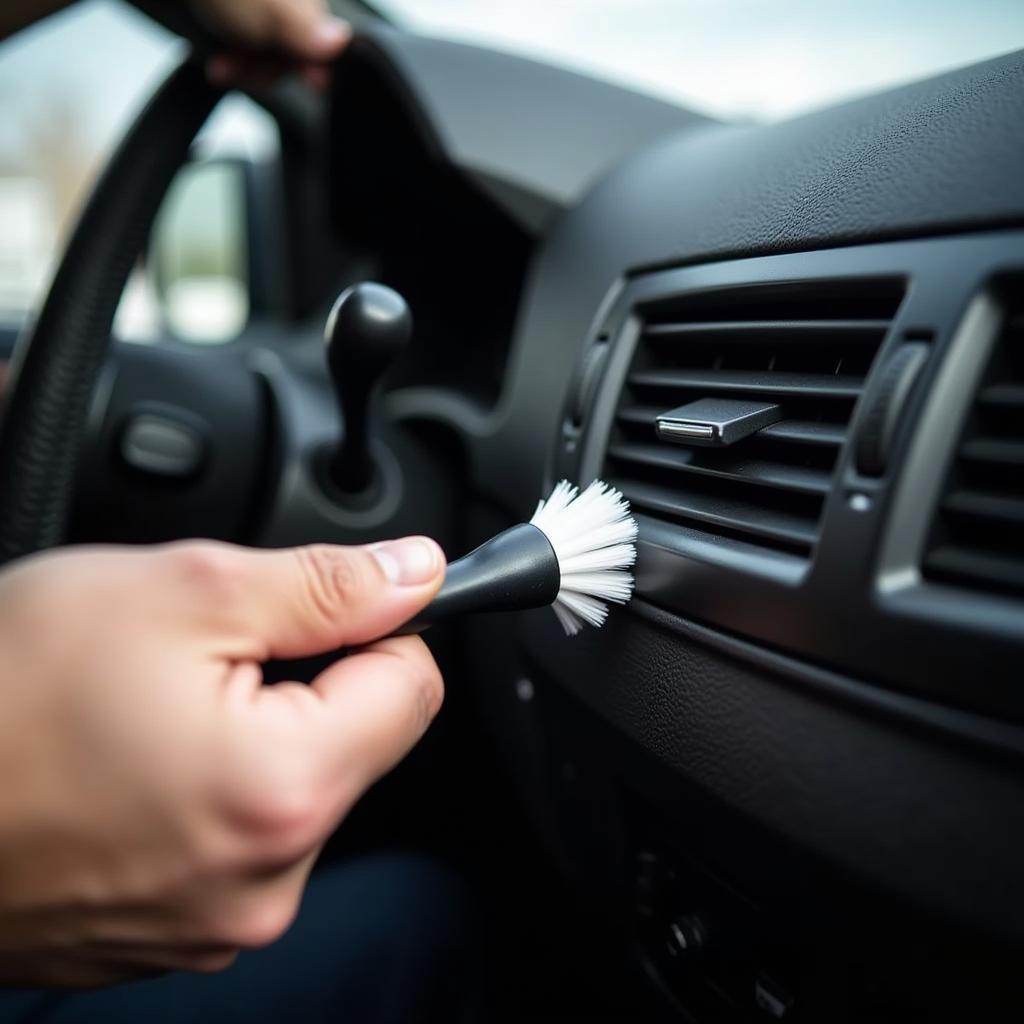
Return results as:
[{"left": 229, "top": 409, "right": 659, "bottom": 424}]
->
[{"left": 0, "top": 1, "right": 1022, "bottom": 1019}]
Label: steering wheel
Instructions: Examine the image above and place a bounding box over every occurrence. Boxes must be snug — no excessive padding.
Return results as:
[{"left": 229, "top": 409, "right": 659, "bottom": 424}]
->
[{"left": 0, "top": 59, "right": 221, "bottom": 565}]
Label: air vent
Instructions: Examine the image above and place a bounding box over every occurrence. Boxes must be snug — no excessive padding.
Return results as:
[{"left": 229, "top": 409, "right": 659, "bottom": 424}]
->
[
  {"left": 603, "top": 278, "right": 904, "bottom": 556},
  {"left": 924, "top": 280, "right": 1024, "bottom": 596}
]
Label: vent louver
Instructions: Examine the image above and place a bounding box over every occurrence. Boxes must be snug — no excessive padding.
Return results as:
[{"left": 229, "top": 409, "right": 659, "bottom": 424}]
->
[
  {"left": 603, "top": 279, "right": 904, "bottom": 556},
  {"left": 924, "top": 282, "right": 1024, "bottom": 596}
]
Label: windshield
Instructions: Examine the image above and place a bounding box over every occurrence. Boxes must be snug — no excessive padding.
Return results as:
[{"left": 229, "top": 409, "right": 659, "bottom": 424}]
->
[
  {"left": 373, "top": 0, "right": 1024, "bottom": 121},
  {"left": 0, "top": 0, "right": 277, "bottom": 330}
]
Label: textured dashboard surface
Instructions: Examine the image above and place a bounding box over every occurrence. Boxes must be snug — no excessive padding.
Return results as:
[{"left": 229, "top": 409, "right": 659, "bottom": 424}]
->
[
  {"left": 480, "top": 48, "right": 1024, "bottom": 507},
  {"left": 470, "top": 45, "right": 1024, "bottom": 938},
  {"left": 519, "top": 600, "right": 1024, "bottom": 936}
]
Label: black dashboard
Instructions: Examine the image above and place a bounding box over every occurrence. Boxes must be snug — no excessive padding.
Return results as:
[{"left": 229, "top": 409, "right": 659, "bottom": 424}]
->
[{"left": 323, "top": 30, "right": 1024, "bottom": 1019}]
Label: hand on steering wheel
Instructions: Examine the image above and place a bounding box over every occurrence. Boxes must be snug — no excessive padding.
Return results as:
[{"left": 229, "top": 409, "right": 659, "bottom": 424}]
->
[{"left": 192, "top": 0, "right": 351, "bottom": 91}]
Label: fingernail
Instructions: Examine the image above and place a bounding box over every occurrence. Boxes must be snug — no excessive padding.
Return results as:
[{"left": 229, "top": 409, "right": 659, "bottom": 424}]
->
[
  {"left": 312, "top": 17, "right": 351, "bottom": 52},
  {"left": 370, "top": 538, "right": 440, "bottom": 586}
]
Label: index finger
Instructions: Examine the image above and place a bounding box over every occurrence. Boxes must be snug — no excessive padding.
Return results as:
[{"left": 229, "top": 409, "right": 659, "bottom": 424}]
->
[{"left": 307, "top": 635, "right": 444, "bottom": 810}]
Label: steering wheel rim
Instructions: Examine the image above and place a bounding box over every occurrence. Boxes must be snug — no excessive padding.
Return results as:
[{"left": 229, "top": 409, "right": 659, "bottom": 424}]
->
[{"left": 0, "top": 57, "right": 222, "bottom": 566}]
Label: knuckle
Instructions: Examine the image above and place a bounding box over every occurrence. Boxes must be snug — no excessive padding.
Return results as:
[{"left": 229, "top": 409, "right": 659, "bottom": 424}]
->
[
  {"left": 183, "top": 783, "right": 324, "bottom": 884},
  {"left": 166, "top": 541, "right": 242, "bottom": 595},
  {"left": 220, "top": 894, "right": 300, "bottom": 950},
  {"left": 233, "top": 773, "right": 325, "bottom": 865},
  {"left": 295, "top": 545, "right": 364, "bottom": 624}
]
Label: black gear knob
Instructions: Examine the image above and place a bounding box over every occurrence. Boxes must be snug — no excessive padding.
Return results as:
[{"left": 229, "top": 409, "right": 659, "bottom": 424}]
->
[{"left": 324, "top": 282, "right": 412, "bottom": 495}]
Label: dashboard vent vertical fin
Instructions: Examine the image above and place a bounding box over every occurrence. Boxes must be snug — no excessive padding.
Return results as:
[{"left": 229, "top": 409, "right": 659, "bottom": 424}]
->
[
  {"left": 924, "top": 277, "right": 1024, "bottom": 595},
  {"left": 603, "top": 279, "right": 904, "bottom": 556}
]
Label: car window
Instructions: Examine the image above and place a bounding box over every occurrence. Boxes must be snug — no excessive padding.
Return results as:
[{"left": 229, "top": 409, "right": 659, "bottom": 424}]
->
[
  {"left": 0, "top": 0, "right": 278, "bottom": 343},
  {"left": 374, "top": 0, "right": 1024, "bottom": 122}
]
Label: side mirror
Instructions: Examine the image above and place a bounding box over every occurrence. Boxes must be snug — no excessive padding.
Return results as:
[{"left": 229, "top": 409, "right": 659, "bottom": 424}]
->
[{"left": 149, "top": 154, "right": 284, "bottom": 343}]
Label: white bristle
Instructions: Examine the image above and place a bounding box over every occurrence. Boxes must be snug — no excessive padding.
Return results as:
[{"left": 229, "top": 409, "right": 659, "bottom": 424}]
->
[{"left": 529, "top": 479, "right": 637, "bottom": 636}]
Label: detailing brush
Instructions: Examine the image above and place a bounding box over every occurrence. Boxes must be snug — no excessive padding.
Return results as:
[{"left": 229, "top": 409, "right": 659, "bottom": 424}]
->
[{"left": 403, "top": 479, "right": 638, "bottom": 636}]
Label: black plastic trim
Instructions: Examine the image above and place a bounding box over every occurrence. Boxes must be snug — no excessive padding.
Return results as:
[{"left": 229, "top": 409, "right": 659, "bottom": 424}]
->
[
  {"left": 628, "top": 597, "right": 1024, "bottom": 765},
  {"left": 576, "top": 233, "right": 1024, "bottom": 719}
]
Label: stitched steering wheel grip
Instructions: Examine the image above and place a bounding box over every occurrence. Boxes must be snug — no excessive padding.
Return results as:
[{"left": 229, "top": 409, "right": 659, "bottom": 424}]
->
[{"left": 0, "top": 58, "right": 222, "bottom": 566}]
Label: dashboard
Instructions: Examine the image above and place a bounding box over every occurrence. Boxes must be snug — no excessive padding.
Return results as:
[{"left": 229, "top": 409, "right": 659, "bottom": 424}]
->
[{"left": 324, "top": 30, "right": 1024, "bottom": 1018}]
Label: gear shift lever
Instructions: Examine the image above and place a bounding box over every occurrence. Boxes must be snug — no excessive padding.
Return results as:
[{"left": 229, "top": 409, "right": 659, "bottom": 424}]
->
[{"left": 324, "top": 282, "right": 412, "bottom": 495}]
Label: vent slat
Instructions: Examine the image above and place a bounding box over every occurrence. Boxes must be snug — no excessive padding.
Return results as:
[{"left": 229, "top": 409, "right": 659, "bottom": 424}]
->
[
  {"left": 628, "top": 369, "right": 864, "bottom": 399},
  {"left": 601, "top": 276, "right": 902, "bottom": 558},
  {"left": 924, "top": 546, "right": 1024, "bottom": 595},
  {"left": 978, "top": 383, "right": 1024, "bottom": 410},
  {"left": 943, "top": 491, "right": 1024, "bottom": 528},
  {"left": 644, "top": 320, "right": 891, "bottom": 340},
  {"left": 960, "top": 438, "right": 1024, "bottom": 468},
  {"left": 613, "top": 479, "right": 817, "bottom": 551},
  {"left": 615, "top": 405, "right": 662, "bottom": 427},
  {"left": 607, "top": 443, "right": 832, "bottom": 496},
  {"left": 758, "top": 421, "right": 847, "bottom": 447}
]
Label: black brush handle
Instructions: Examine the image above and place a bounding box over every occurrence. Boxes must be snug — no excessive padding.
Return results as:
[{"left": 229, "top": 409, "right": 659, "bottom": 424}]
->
[{"left": 398, "top": 522, "right": 560, "bottom": 634}]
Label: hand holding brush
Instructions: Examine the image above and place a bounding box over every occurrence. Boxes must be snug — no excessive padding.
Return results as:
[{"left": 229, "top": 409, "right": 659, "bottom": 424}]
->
[{"left": 402, "top": 479, "right": 638, "bottom": 636}]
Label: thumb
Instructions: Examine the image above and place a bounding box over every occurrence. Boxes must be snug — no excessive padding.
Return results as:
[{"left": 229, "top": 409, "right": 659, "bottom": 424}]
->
[{"left": 218, "top": 538, "right": 445, "bottom": 660}]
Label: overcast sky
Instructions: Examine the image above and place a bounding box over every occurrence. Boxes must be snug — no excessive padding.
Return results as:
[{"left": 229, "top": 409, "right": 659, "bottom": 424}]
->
[
  {"left": 381, "top": 0, "right": 1024, "bottom": 120},
  {"left": 1, "top": 0, "right": 1023, "bottom": 166}
]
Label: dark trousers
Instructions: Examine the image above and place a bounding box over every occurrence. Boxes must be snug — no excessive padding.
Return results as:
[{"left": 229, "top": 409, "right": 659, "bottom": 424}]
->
[{"left": 0, "top": 853, "right": 481, "bottom": 1023}]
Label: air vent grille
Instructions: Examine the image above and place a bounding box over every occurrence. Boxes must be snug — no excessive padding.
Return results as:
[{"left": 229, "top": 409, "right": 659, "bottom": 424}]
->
[
  {"left": 924, "top": 281, "right": 1024, "bottom": 595},
  {"left": 603, "top": 279, "right": 904, "bottom": 556}
]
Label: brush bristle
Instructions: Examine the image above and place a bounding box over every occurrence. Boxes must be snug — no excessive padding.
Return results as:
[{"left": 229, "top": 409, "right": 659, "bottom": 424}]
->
[{"left": 529, "top": 479, "right": 638, "bottom": 636}]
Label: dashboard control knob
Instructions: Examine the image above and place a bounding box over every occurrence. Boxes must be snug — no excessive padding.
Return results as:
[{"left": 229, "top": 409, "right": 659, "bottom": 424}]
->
[
  {"left": 323, "top": 282, "right": 412, "bottom": 495},
  {"left": 120, "top": 408, "right": 206, "bottom": 479},
  {"left": 855, "top": 342, "right": 929, "bottom": 476}
]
